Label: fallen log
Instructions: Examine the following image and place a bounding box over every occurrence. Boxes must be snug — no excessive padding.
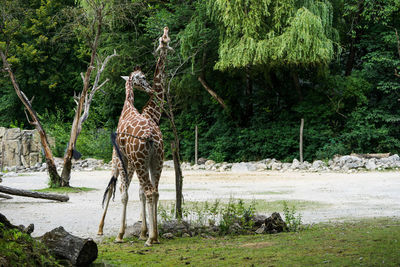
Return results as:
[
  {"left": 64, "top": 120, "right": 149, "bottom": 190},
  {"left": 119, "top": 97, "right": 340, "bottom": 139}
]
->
[
  {"left": 40, "top": 226, "right": 98, "bottom": 266},
  {"left": 0, "top": 185, "right": 69, "bottom": 202},
  {"left": 0, "top": 193, "right": 12, "bottom": 199},
  {"left": 351, "top": 153, "right": 391, "bottom": 159}
]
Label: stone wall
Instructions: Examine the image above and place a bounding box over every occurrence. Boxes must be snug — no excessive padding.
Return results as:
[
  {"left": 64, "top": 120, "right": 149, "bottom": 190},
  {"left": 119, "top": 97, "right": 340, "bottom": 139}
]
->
[{"left": 0, "top": 127, "right": 43, "bottom": 169}]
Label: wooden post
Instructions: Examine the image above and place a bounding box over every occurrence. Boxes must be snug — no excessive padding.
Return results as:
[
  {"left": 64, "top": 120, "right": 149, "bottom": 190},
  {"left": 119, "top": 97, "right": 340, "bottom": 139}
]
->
[
  {"left": 195, "top": 125, "right": 198, "bottom": 164},
  {"left": 299, "top": 118, "right": 304, "bottom": 163}
]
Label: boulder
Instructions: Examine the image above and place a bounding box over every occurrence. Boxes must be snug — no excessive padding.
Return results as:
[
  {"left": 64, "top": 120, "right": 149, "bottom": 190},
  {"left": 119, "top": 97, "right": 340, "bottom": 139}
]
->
[
  {"left": 254, "top": 212, "right": 287, "bottom": 234},
  {"left": 197, "top": 158, "right": 208, "bottom": 165},
  {"left": 159, "top": 220, "right": 190, "bottom": 236},
  {"left": 290, "top": 159, "right": 300, "bottom": 170},
  {"left": 205, "top": 160, "right": 215, "bottom": 166},
  {"left": 231, "top": 162, "right": 257, "bottom": 172},
  {"left": 365, "top": 159, "right": 376, "bottom": 170},
  {"left": 271, "top": 162, "right": 282, "bottom": 171},
  {"left": 162, "top": 233, "right": 174, "bottom": 239}
]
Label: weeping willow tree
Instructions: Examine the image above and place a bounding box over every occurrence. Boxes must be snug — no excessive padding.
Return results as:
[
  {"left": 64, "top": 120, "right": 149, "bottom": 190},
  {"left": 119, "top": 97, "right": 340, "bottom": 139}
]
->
[{"left": 208, "top": 0, "right": 337, "bottom": 70}]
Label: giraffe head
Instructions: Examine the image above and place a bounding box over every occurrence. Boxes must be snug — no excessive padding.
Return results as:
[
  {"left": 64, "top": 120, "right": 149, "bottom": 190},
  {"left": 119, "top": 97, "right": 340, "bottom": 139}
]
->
[
  {"left": 121, "top": 66, "right": 153, "bottom": 95},
  {"left": 156, "top": 26, "right": 172, "bottom": 52}
]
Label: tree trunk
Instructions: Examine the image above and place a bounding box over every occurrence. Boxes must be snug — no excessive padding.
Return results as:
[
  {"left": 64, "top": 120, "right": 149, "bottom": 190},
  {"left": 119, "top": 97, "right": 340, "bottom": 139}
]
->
[
  {"left": 171, "top": 142, "right": 183, "bottom": 219},
  {"left": 299, "top": 118, "right": 304, "bottom": 163},
  {"left": 40, "top": 226, "right": 98, "bottom": 266},
  {"left": 61, "top": 8, "right": 103, "bottom": 186},
  {"left": 0, "top": 185, "right": 69, "bottom": 202},
  {"left": 195, "top": 125, "right": 198, "bottom": 164},
  {"left": 0, "top": 50, "right": 62, "bottom": 187},
  {"left": 166, "top": 89, "right": 183, "bottom": 219}
]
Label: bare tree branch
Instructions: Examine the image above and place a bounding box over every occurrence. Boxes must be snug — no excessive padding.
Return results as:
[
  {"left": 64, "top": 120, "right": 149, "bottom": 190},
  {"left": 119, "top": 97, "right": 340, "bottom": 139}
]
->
[{"left": 0, "top": 50, "right": 61, "bottom": 185}]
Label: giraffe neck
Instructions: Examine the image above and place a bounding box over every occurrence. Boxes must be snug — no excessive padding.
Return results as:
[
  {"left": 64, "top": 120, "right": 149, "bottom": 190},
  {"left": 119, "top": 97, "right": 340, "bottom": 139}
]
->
[
  {"left": 123, "top": 80, "right": 140, "bottom": 116},
  {"left": 142, "top": 50, "right": 167, "bottom": 124}
]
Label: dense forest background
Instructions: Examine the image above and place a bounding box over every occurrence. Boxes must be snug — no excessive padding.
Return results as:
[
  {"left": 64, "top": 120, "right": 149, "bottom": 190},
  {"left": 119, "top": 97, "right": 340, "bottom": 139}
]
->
[{"left": 1, "top": 0, "right": 399, "bottom": 163}]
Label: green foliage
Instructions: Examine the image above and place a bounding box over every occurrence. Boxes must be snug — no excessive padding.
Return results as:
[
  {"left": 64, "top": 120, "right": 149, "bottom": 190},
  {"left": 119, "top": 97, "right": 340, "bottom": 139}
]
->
[
  {"left": 282, "top": 201, "right": 302, "bottom": 232},
  {"left": 158, "top": 198, "right": 256, "bottom": 235},
  {"left": 208, "top": 0, "right": 336, "bottom": 70},
  {"left": 1, "top": 0, "right": 400, "bottom": 164}
]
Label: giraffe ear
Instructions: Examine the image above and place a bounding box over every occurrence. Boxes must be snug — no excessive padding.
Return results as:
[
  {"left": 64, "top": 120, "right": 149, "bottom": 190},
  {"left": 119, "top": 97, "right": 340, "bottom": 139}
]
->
[{"left": 121, "top": 76, "right": 129, "bottom": 81}]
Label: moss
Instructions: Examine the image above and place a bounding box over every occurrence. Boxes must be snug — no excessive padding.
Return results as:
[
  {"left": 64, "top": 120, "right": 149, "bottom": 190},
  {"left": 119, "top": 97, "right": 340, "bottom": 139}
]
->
[{"left": 0, "top": 223, "right": 61, "bottom": 266}]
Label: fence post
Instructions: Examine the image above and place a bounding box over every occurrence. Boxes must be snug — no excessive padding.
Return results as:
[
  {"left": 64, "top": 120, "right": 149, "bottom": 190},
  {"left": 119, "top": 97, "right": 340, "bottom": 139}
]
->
[
  {"left": 195, "top": 125, "right": 198, "bottom": 164},
  {"left": 300, "top": 118, "right": 304, "bottom": 163}
]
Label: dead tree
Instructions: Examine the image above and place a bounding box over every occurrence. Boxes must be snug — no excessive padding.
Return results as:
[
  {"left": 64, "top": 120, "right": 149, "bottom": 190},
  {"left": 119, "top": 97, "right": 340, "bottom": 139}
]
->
[
  {"left": 61, "top": 3, "right": 105, "bottom": 186},
  {"left": 0, "top": 51, "right": 62, "bottom": 186},
  {"left": 1, "top": 1, "right": 117, "bottom": 188}
]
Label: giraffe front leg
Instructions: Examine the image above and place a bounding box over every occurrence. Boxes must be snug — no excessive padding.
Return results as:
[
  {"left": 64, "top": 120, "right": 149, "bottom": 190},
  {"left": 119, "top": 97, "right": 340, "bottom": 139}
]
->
[
  {"left": 139, "top": 188, "right": 148, "bottom": 240},
  {"left": 115, "top": 187, "right": 128, "bottom": 243}
]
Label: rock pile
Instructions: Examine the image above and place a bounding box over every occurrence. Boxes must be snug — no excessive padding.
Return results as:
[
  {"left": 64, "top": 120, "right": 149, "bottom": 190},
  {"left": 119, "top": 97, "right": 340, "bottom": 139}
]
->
[
  {"left": 1, "top": 157, "right": 110, "bottom": 176},
  {"left": 127, "top": 213, "right": 288, "bottom": 239},
  {"left": 163, "top": 154, "right": 400, "bottom": 173}
]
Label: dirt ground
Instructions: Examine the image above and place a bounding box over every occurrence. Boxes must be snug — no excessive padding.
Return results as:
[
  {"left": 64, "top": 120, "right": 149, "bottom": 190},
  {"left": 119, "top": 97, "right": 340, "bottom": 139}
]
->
[{"left": 1, "top": 170, "right": 399, "bottom": 238}]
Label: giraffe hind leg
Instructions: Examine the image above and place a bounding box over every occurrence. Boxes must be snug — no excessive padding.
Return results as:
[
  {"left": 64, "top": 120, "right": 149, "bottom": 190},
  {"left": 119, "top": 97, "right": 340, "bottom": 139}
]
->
[{"left": 98, "top": 175, "right": 117, "bottom": 235}]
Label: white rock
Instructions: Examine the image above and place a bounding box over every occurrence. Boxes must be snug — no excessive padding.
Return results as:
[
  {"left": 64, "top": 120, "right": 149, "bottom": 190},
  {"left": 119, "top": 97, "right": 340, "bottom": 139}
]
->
[
  {"left": 291, "top": 159, "right": 300, "bottom": 169},
  {"left": 205, "top": 160, "right": 216, "bottom": 166},
  {"left": 365, "top": 159, "right": 376, "bottom": 171},
  {"left": 271, "top": 162, "right": 282, "bottom": 171}
]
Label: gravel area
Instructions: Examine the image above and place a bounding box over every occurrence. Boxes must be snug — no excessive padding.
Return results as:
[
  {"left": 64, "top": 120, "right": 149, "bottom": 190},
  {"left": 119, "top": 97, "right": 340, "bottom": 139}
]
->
[{"left": 1, "top": 170, "right": 399, "bottom": 238}]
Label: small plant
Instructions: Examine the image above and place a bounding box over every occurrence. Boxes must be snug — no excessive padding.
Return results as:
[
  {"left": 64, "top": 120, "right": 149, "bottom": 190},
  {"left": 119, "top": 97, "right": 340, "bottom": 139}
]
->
[{"left": 282, "top": 201, "right": 302, "bottom": 232}]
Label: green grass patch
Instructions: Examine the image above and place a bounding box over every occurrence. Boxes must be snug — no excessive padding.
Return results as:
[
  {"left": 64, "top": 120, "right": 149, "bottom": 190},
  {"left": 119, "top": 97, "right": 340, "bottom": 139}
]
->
[
  {"left": 34, "top": 187, "right": 96, "bottom": 193},
  {"left": 95, "top": 217, "right": 400, "bottom": 266}
]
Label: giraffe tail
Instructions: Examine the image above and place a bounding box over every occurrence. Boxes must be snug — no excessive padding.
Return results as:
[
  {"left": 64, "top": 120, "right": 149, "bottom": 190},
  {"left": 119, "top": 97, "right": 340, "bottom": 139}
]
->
[
  {"left": 110, "top": 132, "right": 128, "bottom": 176},
  {"left": 102, "top": 175, "right": 117, "bottom": 208}
]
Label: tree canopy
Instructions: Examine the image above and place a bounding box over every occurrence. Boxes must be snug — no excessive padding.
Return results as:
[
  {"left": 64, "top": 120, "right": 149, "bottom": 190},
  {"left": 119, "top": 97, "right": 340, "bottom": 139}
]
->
[{"left": 1, "top": 0, "right": 399, "bottom": 163}]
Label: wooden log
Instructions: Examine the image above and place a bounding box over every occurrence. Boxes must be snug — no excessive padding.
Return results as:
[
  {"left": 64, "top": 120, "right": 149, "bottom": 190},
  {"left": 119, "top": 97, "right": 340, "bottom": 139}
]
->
[
  {"left": 350, "top": 153, "right": 391, "bottom": 159},
  {"left": 0, "top": 193, "right": 12, "bottom": 199},
  {"left": 40, "top": 226, "right": 98, "bottom": 266},
  {"left": 0, "top": 185, "right": 69, "bottom": 202}
]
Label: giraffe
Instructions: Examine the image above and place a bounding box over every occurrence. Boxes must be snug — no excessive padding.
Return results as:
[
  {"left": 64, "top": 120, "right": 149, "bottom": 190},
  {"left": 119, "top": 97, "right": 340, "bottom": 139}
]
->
[
  {"left": 98, "top": 27, "right": 170, "bottom": 246},
  {"left": 135, "top": 26, "right": 170, "bottom": 243}
]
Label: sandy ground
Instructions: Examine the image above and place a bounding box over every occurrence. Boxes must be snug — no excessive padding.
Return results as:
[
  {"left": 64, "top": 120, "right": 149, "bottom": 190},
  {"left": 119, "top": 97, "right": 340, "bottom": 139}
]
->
[{"left": 1, "top": 170, "right": 399, "bottom": 238}]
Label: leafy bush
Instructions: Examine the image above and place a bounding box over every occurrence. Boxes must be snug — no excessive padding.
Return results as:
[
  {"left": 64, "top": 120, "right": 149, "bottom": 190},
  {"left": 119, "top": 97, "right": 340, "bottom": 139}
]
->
[
  {"left": 158, "top": 198, "right": 256, "bottom": 235},
  {"left": 283, "top": 201, "right": 302, "bottom": 232}
]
